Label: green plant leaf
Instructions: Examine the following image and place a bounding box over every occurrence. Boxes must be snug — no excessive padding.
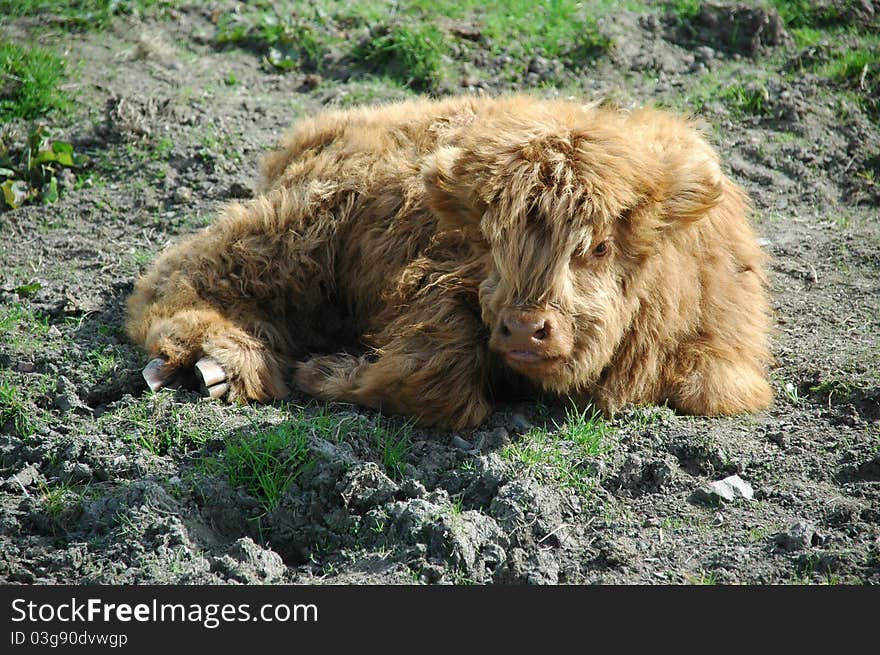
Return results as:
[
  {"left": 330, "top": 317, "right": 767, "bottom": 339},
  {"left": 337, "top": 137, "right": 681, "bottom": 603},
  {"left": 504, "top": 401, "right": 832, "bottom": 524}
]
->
[
  {"left": 1, "top": 179, "right": 30, "bottom": 208},
  {"left": 266, "top": 41, "right": 299, "bottom": 69},
  {"left": 41, "top": 176, "right": 58, "bottom": 203},
  {"left": 13, "top": 281, "right": 42, "bottom": 296}
]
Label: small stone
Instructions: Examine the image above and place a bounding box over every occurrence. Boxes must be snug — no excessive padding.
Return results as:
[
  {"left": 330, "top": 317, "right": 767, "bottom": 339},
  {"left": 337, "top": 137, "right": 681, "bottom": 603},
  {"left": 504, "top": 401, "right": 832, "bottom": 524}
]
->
[
  {"left": 398, "top": 478, "right": 426, "bottom": 499},
  {"left": 692, "top": 474, "right": 754, "bottom": 504},
  {"left": 173, "top": 186, "right": 193, "bottom": 204},
  {"left": 227, "top": 181, "right": 252, "bottom": 199},
  {"left": 4, "top": 464, "right": 41, "bottom": 492},
  {"left": 774, "top": 521, "right": 817, "bottom": 552},
  {"left": 340, "top": 462, "right": 399, "bottom": 513},
  {"left": 507, "top": 413, "right": 532, "bottom": 435},
  {"left": 299, "top": 73, "right": 322, "bottom": 91},
  {"left": 13, "top": 361, "right": 35, "bottom": 373},
  {"left": 54, "top": 376, "right": 84, "bottom": 413},
  {"left": 767, "top": 430, "right": 787, "bottom": 447},
  {"left": 474, "top": 427, "right": 510, "bottom": 450},
  {"left": 452, "top": 436, "right": 473, "bottom": 451},
  {"left": 212, "top": 537, "right": 286, "bottom": 583},
  {"left": 56, "top": 168, "right": 77, "bottom": 193},
  {"left": 694, "top": 45, "right": 716, "bottom": 63},
  {"left": 61, "top": 461, "right": 93, "bottom": 484}
]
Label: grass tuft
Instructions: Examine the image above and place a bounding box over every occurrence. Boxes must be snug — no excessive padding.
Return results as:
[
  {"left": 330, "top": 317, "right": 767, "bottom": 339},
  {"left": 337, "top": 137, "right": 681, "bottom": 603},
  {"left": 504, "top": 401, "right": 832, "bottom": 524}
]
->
[
  {"left": 0, "top": 375, "right": 34, "bottom": 439},
  {"left": 354, "top": 23, "right": 447, "bottom": 92},
  {"left": 0, "top": 41, "right": 68, "bottom": 120},
  {"left": 111, "top": 394, "right": 210, "bottom": 456},
  {"left": 221, "top": 420, "right": 315, "bottom": 512},
  {"left": 502, "top": 404, "right": 611, "bottom": 495},
  {"left": 370, "top": 414, "right": 413, "bottom": 480},
  {"left": 0, "top": 0, "right": 174, "bottom": 30}
]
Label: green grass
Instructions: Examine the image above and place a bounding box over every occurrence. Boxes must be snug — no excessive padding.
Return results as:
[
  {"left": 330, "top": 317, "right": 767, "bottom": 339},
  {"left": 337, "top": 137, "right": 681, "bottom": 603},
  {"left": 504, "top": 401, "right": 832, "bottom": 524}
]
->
[
  {"left": 216, "top": 11, "right": 325, "bottom": 71},
  {"left": 110, "top": 394, "right": 210, "bottom": 456},
  {"left": 0, "top": 304, "right": 49, "bottom": 334},
  {"left": 663, "top": 0, "right": 702, "bottom": 22},
  {"left": 720, "top": 82, "right": 772, "bottom": 117},
  {"left": 502, "top": 404, "right": 611, "bottom": 495},
  {"left": 324, "top": 76, "right": 415, "bottom": 108},
  {"left": 220, "top": 419, "right": 315, "bottom": 512},
  {"left": 0, "top": 376, "right": 34, "bottom": 439},
  {"left": 820, "top": 46, "right": 879, "bottom": 84},
  {"left": 0, "top": 0, "right": 174, "bottom": 30},
  {"left": 686, "top": 72, "right": 775, "bottom": 118},
  {"left": 37, "top": 480, "right": 80, "bottom": 517},
  {"left": 211, "top": 0, "right": 615, "bottom": 86},
  {"left": 279, "top": 403, "right": 412, "bottom": 478},
  {"left": 770, "top": 0, "right": 856, "bottom": 30},
  {"left": 86, "top": 345, "right": 120, "bottom": 377},
  {"left": 684, "top": 569, "right": 718, "bottom": 585},
  {"left": 370, "top": 414, "right": 413, "bottom": 480},
  {"left": 0, "top": 303, "right": 51, "bottom": 354},
  {"left": 354, "top": 23, "right": 447, "bottom": 91},
  {"left": 406, "top": 0, "right": 613, "bottom": 61},
  {"left": 0, "top": 41, "right": 68, "bottom": 120}
]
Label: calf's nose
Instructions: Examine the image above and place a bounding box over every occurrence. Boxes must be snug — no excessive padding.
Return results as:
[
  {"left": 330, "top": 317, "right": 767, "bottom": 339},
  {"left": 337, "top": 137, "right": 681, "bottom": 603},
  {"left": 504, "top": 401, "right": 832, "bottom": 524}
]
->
[{"left": 498, "top": 312, "right": 553, "bottom": 348}]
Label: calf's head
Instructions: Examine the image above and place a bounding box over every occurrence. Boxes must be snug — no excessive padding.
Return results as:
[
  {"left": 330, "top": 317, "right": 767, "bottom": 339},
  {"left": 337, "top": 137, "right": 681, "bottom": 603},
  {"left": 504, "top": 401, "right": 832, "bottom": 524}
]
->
[{"left": 423, "top": 104, "right": 725, "bottom": 393}]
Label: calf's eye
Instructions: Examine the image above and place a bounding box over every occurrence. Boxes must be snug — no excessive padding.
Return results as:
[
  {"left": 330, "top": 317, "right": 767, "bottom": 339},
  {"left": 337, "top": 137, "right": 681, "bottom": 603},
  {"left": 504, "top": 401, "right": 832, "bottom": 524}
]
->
[{"left": 593, "top": 240, "right": 610, "bottom": 257}]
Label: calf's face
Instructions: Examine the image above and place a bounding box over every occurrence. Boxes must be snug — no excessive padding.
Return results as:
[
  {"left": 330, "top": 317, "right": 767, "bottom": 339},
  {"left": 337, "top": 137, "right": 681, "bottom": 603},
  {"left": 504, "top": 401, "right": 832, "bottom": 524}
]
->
[{"left": 423, "top": 108, "right": 724, "bottom": 394}]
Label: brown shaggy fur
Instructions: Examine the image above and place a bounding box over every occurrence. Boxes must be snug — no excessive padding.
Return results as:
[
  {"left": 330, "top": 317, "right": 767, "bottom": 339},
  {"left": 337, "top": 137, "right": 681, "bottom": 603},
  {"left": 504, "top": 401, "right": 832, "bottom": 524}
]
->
[{"left": 126, "top": 95, "right": 773, "bottom": 429}]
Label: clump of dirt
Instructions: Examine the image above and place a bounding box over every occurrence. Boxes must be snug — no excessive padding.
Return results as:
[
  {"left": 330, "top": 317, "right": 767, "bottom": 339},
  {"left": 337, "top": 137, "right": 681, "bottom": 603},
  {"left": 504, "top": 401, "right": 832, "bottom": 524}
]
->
[
  {"left": 0, "top": 0, "right": 878, "bottom": 585},
  {"left": 669, "top": 2, "right": 792, "bottom": 56}
]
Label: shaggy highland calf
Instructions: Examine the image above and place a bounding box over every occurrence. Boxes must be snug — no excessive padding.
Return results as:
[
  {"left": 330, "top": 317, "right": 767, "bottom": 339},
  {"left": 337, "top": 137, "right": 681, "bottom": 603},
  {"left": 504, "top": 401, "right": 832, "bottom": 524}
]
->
[{"left": 126, "top": 95, "right": 773, "bottom": 430}]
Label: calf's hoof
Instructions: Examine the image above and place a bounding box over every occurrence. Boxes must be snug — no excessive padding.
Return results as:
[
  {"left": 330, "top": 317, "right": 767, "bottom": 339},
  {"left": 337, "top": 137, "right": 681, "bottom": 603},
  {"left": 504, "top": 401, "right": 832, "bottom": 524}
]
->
[
  {"left": 195, "top": 356, "right": 229, "bottom": 399},
  {"left": 142, "top": 357, "right": 172, "bottom": 392},
  {"left": 141, "top": 356, "right": 229, "bottom": 400}
]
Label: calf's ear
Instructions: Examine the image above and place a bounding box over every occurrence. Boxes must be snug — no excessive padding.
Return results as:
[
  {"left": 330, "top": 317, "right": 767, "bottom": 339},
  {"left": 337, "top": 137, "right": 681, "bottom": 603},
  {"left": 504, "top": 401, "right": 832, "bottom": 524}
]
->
[
  {"left": 422, "top": 146, "right": 485, "bottom": 235},
  {"left": 659, "top": 147, "right": 725, "bottom": 225}
]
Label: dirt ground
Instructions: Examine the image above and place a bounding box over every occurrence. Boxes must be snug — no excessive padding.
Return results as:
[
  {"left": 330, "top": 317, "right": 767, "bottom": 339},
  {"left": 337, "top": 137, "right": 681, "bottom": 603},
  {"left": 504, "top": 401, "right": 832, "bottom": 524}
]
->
[{"left": 1, "top": 1, "right": 878, "bottom": 585}]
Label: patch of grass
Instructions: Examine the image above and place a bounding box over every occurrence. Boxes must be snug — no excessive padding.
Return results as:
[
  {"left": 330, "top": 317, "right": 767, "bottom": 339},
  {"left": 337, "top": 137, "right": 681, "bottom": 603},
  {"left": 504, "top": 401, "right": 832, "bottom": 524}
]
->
[
  {"left": 151, "top": 136, "right": 174, "bottom": 161},
  {"left": 211, "top": 0, "right": 615, "bottom": 86},
  {"left": 770, "top": 0, "right": 854, "bottom": 30},
  {"left": 747, "top": 525, "right": 772, "bottom": 542},
  {"left": 86, "top": 345, "right": 119, "bottom": 377},
  {"left": 787, "top": 33, "right": 880, "bottom": 122},
  {"left": 110, "top": 394, "right": 210, "bottom": 456},
  {"left": 432, "top": 0, "right": 613, "bottom": 61},
  {"left": 303, "top": 404, "right": 358, "bottom": 443},
  {"left": 0, "top": 376, "right": 34, "bottom": 439},
  {"left": 369, "top": 414, "right": 413, "bottom": 480},
  {"left": 664, "top": 0, "right": 702, "bottom": 22},
  {"left": 354, "top": 23, "right": 447, "bottom": 92},
  {"left": 0, "top": 303, "right": 48, "bottom": 334},
  {"left": 324, "top": 76, "right": 414, "bottom": 108},
  {"left": 216, "top": 10, "right": 325, "bottom": 72},
  {"left": 819, "top": 45, "right": 879, "bottom": 82},
  {"left": 0, "top": 41, "right": 69, "bottom": 121},
  {"left": 719, "top": 82, "right": 772, "bottom": 117},
  {"left": 502, "top": 404, "right": 611, "bottom": 495},
  {"left": 0, "top": 303, "right": 51, "bottom": 354},
  {"left": 684, "top": 569, "right": 718, "bottom": 585},
  {"left": 790, "top": 26, "right": 826, "bottom": 48},
  {"left": 0, "top": 0, "right": 175, "bottom": 30},
  {"left": 38, "top": 480, "right": 80, "bottom": 517},
  {"left": 220, "top": 419, "right": 315, "bottom": 512}
]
